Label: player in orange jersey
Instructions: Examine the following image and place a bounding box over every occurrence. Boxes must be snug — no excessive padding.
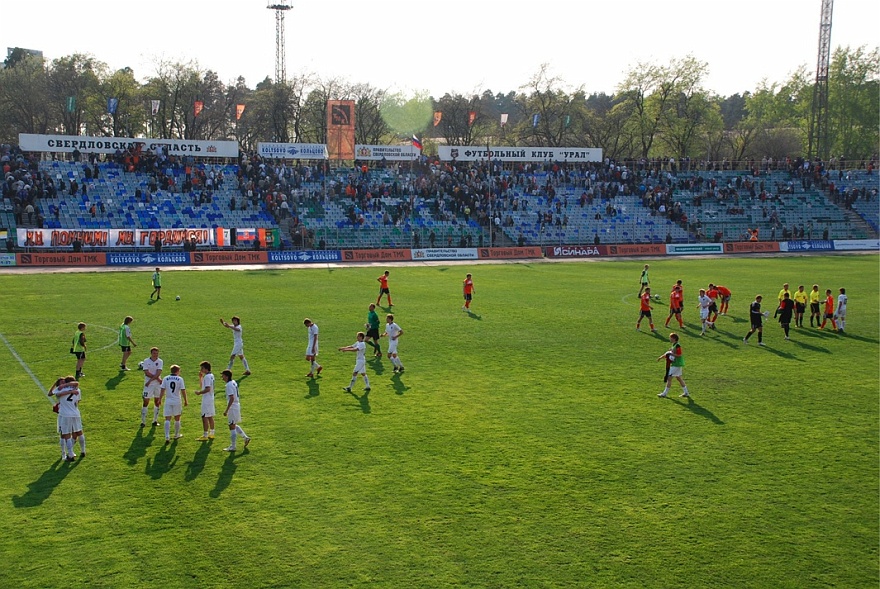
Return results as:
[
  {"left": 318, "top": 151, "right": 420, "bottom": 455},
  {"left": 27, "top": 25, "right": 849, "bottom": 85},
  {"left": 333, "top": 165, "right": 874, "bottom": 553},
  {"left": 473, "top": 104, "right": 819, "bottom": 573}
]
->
[
  {"left": 376, "top": 270, "right": 393, "bottom": 307},
  {"left": 715, "top": 284, "right": 732, "bottom": 315},
  {"left": 462, "top": 273, "right": 475, "bottom": 312},
  {"left": 665, "top": 285, "right": 684, "bottom": 328},
  {"left": 818, "top": 289, "right": 838, "bottom": 331},
  {"left": 636, "top": 288, "right": 656, "bottom": 332}
]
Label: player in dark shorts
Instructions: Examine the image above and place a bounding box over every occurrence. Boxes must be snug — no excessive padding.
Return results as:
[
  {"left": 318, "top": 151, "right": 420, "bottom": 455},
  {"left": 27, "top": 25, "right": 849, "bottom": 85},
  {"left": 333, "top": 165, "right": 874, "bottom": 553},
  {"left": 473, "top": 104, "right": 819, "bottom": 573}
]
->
[
  {"left": 743, "top": 295, "right": 766, "bottom": 345},
  {"left": 365, "top": 303, "right": 382, "bottom": 357}
]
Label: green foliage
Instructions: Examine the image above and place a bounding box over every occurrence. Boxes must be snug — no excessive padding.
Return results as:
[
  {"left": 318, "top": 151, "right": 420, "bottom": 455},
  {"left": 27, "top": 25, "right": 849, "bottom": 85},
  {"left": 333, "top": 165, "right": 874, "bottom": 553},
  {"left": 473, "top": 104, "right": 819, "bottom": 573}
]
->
[{"left": 1, "top": 256, "right": 877, "bottom": 588}]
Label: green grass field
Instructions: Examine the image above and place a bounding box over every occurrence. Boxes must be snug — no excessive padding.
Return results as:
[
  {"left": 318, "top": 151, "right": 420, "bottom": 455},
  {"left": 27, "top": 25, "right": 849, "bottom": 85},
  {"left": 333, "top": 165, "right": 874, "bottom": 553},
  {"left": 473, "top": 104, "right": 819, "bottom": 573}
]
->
[{"left": 1, "top": 255, "right": 877, "bottom": 588}]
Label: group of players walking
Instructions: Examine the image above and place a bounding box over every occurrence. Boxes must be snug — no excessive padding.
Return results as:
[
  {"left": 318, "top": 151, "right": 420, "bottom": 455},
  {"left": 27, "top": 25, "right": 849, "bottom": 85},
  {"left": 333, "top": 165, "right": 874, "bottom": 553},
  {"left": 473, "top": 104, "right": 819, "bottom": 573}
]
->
[{"left": 637, "top": 265, "right": 849, "bottom": 400}]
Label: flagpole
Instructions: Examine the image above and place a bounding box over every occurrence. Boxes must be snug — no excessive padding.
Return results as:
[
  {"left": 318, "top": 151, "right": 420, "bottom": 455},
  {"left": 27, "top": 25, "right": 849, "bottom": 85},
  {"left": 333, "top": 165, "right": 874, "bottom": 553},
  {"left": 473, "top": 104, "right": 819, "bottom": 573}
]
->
[{"left": 487, "top": 139, "right": 492, "bottom": 248}]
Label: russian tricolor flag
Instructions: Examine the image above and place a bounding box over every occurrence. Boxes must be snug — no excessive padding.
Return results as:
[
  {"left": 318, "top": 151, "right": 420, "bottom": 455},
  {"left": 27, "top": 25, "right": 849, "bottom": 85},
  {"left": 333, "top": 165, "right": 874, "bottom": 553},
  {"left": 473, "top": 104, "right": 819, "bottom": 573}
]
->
[{"left": 412, "top": 135, "right": 422, "bottom": 151}]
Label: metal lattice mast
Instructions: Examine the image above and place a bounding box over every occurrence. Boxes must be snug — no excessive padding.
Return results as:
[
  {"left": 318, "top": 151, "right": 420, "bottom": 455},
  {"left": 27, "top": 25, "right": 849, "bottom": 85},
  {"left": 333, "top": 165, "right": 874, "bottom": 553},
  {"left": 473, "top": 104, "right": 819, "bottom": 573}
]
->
[
  {"left": 268, "top": 1, "right": 292, "bottom": 84},
  {"left": 808, "top": 0, "right": 833, "bottom": 161}
]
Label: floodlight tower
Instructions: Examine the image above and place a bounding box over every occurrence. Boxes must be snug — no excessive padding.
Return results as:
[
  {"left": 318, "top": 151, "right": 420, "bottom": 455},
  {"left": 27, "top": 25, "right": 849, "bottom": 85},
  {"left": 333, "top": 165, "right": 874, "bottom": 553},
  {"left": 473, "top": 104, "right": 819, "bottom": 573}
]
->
[
  {"left": 808, "top": 0, "right": 833, "bottom": 161},
  {"left": 268, "top": 1, "right": 292, "bottom": 84}
]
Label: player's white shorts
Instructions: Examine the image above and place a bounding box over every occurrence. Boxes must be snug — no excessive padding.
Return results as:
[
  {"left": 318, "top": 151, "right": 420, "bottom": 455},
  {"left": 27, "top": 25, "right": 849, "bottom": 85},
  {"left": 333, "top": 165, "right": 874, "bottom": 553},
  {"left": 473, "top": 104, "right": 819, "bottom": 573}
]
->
[
  {"left": 700, "top": 309, "right": 710, "bottom": 320},
  {"left": 668, "top": 366, "right": 683, "bottom": 378},
  {"left": 143, "top": 382, "right": 161, "bottom": 399},
  {"left": 230, "top": 342, "right": 244, "bottom": 356},
  {"left": 226, "top": 406, "right": 241, "bottom": 425},
  {"left": 387, "top": 340, "right": 399, "bottom": 354},
  {"left": 164, "top": 401, "right": 182, "bottom": 417},
  {"left": 353, "top": 359, "right": 366, "bottom": 374},
  {"left": 201, "top": 397, "right": 216, "bottom": 418},
  {"left": 58, "top": 416, "right": 83, "bottom": 435},
  {"left": 836, "top": 309, "right": 846, "bottom": 319},
  {"left": 305, "top": 343, "right": 319, "bottom": 357}
]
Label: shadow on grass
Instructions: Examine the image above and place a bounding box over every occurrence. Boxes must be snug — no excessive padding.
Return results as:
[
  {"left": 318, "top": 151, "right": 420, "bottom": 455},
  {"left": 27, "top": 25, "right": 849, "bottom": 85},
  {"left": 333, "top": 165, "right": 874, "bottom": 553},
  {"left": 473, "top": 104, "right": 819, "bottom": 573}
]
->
[
  {"left": 12, "top": 458, "right": 80, "bottom": 508},
  {"left": 369, "top": 356, "right": 386, "bottom": 376},
  {"left": 674, "top": 397, "right": 725, "bottom": 425},
  {"left": 210, "top": 449, "right": 247, "bottom": 498},
  {"left": 759, "top": 345, "right": 804, "bottom": 361},
  {"left": 391, "top": 373, "right": 411, "bottom": 396},
  {"left": 147, "top": 299, "right": 157, "bottom": 306},
  {"left": 727, "top": 316, "right": 748, "bottom": 324},
  {"left": 305, "top": 379, "right": 320, "bottom": 398},
  {"left": 345, "top": 389, "right": 371, "bottom": 414},
  {"left": 184, "top": 440, "right": 213, "bottom": 482},
  {"left": 703, "top": 328, "right": 740, "bottom": 349},
  {"left": 841, "top": 332, "right": 879, "bottom": 344},
  {"left": 145, "top": 439, "right": 179, "bottom": 480},
  {"left": 467, "top": 311, "right": 483, "bottom": 320},
  {"left": 123, "top": 424, "right": 155, "bottom": 466},
  {"left": 792, "top": 339, "right": 831, "bottom": 354},
  {"left": 105, "top": 370, "right": 126, "bottom": 391}
]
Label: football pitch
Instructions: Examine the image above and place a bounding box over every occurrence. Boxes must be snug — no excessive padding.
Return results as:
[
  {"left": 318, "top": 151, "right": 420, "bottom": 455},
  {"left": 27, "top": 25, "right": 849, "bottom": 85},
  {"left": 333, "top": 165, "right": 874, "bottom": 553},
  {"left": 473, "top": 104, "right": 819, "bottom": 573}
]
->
[{"left": 2, "top": 254, "right": 877, "bottom": 588}]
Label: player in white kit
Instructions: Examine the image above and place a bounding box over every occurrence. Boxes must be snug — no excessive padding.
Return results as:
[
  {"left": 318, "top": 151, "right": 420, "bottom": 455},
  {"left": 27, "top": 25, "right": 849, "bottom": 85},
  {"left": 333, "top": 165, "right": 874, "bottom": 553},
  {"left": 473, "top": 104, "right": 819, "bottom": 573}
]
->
[
  {"left": 221, "top": 316, "right": 251, "bottom": 375},
  {"left": 696, "top": 289, "right": 712, "bottom": 335},
  {"left": 159, "top": 365, "right": 187, "bottom": 443},
  {"left": 835, "top": 288, "right": 847, "bottom": 334},
  {"left": 339, "top": 332, "right": 371, "bottom": 392},
  {"left": 50, "top": 376, "right": 85, "bottom": 461},
  {"left": 221, "top": 370, "right": 251, "bottom": 452},
  {"left": 303, "top": 318, "right": 322, "bottom": 378},
  {"left": 194, "top": 361, "right": 216, "bottom": 441},
  {"left": 381, "top": 314, "right": 405, "bottom": 373},
  {"left": 140, "top": 347, "right": 164, "bottom": 427}
]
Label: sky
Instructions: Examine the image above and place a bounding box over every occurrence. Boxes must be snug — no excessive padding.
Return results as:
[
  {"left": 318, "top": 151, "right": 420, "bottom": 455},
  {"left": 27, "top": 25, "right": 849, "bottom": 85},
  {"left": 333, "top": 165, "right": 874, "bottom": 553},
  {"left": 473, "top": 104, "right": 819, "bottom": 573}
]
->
[{"left": 3, "top": 0, "right": 878, "bottom": 98}]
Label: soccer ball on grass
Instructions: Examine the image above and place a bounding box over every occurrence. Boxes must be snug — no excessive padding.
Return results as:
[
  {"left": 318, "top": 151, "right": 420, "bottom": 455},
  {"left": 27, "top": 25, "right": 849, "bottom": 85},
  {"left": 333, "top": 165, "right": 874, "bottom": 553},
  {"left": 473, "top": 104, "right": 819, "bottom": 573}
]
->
[{"left": 175, "top": 295, "right": 181, "bottom": 301}]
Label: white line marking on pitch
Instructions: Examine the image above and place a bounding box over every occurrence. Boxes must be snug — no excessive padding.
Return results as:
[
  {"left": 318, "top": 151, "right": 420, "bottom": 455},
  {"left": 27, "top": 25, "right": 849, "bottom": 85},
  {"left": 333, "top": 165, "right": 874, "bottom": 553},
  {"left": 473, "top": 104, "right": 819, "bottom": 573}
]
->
[{"left": 0, "top": 331, "right": 49, "bottom": 397}]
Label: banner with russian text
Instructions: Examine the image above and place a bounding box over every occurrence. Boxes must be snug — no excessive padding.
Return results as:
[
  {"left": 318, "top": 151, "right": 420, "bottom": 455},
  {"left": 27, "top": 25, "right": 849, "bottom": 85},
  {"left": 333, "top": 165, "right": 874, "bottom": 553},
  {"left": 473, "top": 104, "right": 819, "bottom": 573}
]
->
[
  {"left": 354, "top": 145, "right": 419, "bottom": 161},
  {"left": 256, "top": 142, "right": 328, "bottom": 160},
  {"left": 438, "top": 145, "right": 602, "bottom": 163},
  {"left": 326, "top": 100, "right": 355, "bottom": 160},
  {"left": 18, "top": 134, "right": 238, "bottom": 158},
  {"left": 17, "top": 228, "right": 218, "bottom": 249}
]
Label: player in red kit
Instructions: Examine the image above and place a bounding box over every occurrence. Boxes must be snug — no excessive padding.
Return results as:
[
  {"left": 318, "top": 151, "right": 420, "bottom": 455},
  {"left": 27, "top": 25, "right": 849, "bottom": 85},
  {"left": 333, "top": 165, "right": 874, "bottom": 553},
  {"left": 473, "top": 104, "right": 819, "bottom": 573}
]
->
[
  {"left": 665, "top": 285, "right": 684, "bottom": 328},
  {"left": 716, "top": 284, "right": 732, "bottom": 315},
  {"left": 636, "top": 288, "right": 656, "bottom": 332}
]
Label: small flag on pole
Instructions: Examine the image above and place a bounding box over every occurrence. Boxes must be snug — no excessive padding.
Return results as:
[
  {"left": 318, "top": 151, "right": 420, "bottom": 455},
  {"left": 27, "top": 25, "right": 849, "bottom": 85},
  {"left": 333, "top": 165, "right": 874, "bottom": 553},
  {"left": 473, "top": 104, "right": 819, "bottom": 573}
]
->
[
  {"left": 236, "top": 104, "right": 246, "bottom": 120},
  {"left": 107, "top": 98, "right": 119, "bottom": 115},
  {"left": 412, "top": 135, "right": 422, "bottom": 151},
  {"left": 433, "top": 111, "right": 442, "bottom": 127},
  {"left": 194, "top": 101, "right": 204, "bottom": 117},
  {"left": 151, "top": 100, "right": 160, "bottom": 115},
  {"left": 532, "top": 114, "right": 540, "bottom": 127},
  {"left": 66, "top": 96, "right": 76, "bottom": 113},
  {"left": 500, "top": 113, "right": 508, "bottom": 127},
  {"left": 468, "top": 111, "right": 476, "bottom": 126},
  {"left": 565, "top": 115, "right": 571, "bottom": 128}
]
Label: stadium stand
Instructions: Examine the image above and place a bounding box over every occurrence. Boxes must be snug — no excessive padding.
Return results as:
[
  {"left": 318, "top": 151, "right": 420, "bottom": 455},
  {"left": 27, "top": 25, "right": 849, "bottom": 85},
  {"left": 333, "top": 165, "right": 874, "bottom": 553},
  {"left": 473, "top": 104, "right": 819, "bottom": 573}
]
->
[{"left": 2, "top": 144, "right": 877, "bottom": 251}]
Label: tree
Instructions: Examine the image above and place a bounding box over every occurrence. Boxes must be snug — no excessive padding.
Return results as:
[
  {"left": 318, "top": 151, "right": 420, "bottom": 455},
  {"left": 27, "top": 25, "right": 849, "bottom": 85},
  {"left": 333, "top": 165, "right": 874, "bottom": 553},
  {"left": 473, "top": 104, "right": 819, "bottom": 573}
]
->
[
  {"left": 618, "top": 56, "right": 709, "bottom": 159},
  {"left": 516, "top": 64, "right": 581, "bottom": 147},
  {"left": 581, "top": 93, "right": 633, "bottom": 161},
  {"left": 827, "top": 45, "right": 879, "bottom": 159},
  {"left": 48, "top": 54, "right": 103, "bottom": 135},
  {"left": 432, "top": 93, "right": 485, "bottom": 146},
  {"left": 95, "top": 67, "right": 146, "bottom": 137},
  {"left": 0, "top": 53, "right": 51, "bottom": 142},
  {"left": 350, "top": 83, "right": 390, "bottom": 145}
]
